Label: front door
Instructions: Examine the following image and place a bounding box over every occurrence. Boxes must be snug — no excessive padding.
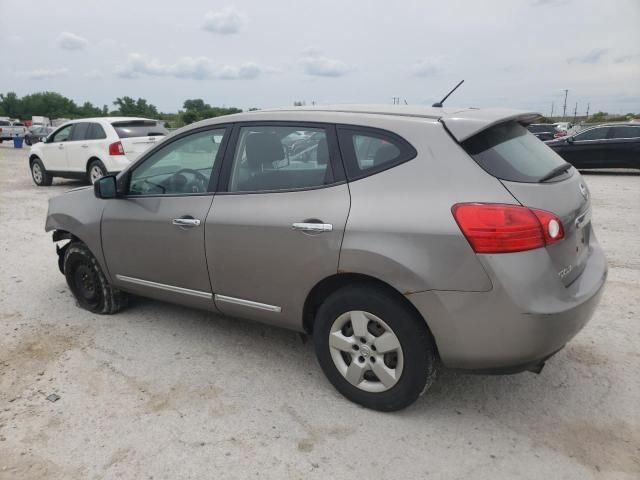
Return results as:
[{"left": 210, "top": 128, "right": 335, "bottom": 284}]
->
[
  {"left": 45, "top": 124, "right": 74, "bottom": 171},
  {"left": 206, "top": 123, "right": 350, "bottom": 329},
  {"left": 101, "top": 126, "right": 229, "bottom": 310}
]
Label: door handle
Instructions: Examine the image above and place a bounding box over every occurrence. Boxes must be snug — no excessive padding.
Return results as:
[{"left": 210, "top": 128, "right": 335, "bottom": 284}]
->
[
  {"left": 172, "top": 217, "right": 201, "bottom": 228},
  {"left": 58, "top": 144, "right": 65, "bottom": 149},
  {"left": 81, "top": 144, "right": 88, "bottom": 148},
  {"left": 292, "top": 222, "right": 333, "bottom": 233}
]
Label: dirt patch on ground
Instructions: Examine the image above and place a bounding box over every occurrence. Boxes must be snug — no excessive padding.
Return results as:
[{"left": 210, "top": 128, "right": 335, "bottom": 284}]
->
[
  {"left": 530, "top": 419, "right": 640, "bottom": 475},
  {"left": 0, "top": 331, "right": 80, "bottom": 402}
]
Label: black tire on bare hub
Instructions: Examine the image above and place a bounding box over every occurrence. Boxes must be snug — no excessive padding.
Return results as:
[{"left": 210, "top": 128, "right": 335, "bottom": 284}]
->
[{"left": 63, "top": 242, "right": 126, "bottom": 314}]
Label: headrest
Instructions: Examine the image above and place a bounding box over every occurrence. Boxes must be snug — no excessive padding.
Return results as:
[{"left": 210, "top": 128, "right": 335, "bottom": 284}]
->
[
  {"left": 245, "top": 132, "right": 284, "bottom": 170},
  {"left": 373, "top": 144, "right": 399, "bottom": 166}
]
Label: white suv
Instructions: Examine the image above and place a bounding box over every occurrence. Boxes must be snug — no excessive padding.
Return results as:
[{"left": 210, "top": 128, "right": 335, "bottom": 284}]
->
[{"left": 29, "top": 117, "right": 168, "bottom": 186}]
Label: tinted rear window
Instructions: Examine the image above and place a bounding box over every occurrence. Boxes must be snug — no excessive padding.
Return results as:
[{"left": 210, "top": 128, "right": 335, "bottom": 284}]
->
[
  {"left": 0, "top": 120, "right": 10, "bottom": 126},
  {"left": 111, "top": 120, "right": 168, "bottom": 138},
  {"left": 528, "top": 124, "right": 555, "bottom": 133},
  {"left": 462, "top": 121, "right": 568, "bottom": 183}
]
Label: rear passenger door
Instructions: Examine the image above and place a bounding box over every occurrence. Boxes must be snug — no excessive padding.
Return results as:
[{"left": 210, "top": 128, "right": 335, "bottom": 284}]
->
[
  {"left": 206, "top": 123, "right": 350, "bottom": 329},
  {"left": 607, "top": 125, "right": 640, "bottom": 168}
]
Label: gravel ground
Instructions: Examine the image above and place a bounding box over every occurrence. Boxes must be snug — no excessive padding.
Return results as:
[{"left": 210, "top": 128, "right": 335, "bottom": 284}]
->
[{"left": 0, "top": 143, "right": 639, "bottom": 479}]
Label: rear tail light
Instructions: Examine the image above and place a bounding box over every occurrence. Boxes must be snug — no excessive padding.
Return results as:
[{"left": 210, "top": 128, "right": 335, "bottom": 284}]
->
[
  {"left": 108, "top": 141, "right": 125, "bottom": 156},
  {"left": 451, "top": 203, "right": 565, "bottom": 253}
]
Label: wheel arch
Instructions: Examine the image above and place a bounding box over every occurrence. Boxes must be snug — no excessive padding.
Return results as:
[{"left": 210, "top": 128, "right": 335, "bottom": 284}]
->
[
  {"left": 86, "top": 156, "right": 105, "bottom": 173},
  {"left": 302, "top": 272, "right": 439, "bottom": 355}
]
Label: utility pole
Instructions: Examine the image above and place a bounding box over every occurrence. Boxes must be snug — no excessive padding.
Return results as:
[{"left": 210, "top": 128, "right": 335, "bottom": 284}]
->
[
  {"left": 585, "top": 103, "right": 590, "bottom": 119},
  {"left": 551, "top": 102, "right": 555, "bottom": 119},
  {"left": 573, "top": 102, "right": 578, "bottom": 123},
  {"left": 562, "top": 89, "right": 568, "bottom": 120}
]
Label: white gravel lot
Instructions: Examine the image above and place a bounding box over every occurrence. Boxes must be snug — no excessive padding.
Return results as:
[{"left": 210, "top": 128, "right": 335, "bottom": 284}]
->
[{"left": 0, "top": 143, "right": 639, "bottom": 479}]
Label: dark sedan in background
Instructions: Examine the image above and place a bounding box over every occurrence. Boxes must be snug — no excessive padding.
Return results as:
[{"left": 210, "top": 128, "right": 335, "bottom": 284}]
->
[
  {"left": 527, "top": 123, "right": 558, "bottom": 141},
  {"left": 546, "top": 123, "right": 640, "bottom": 169},
  {"left": 24, "top": 126, "right": 54, "bottom": 146}
]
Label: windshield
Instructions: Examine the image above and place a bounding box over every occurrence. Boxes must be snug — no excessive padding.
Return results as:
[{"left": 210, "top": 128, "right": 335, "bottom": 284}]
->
[
  {"left": 111, "top": 120, "right": 168, "bottom": 138},
  {"left": 462, "top": 121, "right": 569, "bottom": 183}
]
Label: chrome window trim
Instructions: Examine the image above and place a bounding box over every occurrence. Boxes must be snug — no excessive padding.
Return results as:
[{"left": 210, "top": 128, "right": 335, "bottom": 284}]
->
[
  {"left": 115, "top": 274, "right": 212, "bottom": 299},
  {"left": 214, "top": 294, "right": 282, "bottom": 313}
]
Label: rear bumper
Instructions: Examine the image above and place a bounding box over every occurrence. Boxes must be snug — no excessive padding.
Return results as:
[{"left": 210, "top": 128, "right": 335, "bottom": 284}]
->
[{"left": 407, "top": 237, "right": 607, "bottom": 370}]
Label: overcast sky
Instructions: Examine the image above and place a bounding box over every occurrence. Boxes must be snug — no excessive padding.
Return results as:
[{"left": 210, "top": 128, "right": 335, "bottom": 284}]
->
[{"left": 1, "top": 0, "right": 639, "bottom": 115}]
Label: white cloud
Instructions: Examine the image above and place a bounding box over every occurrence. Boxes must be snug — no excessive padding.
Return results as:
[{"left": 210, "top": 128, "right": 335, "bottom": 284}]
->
[
  {"left": 300, "top": 49, "right": 349, "bottom": 77},
  {"left": 411, "top": 57, "right": 445, "bottom": 77},
  {"left": 116, "top": 53, "right": 263, "bottom": 80},
  {"left": 21, "top": 68, "right": 69, "bottom": 79},
  {"left": 202, "top": 7, "right": 245, "bottom": 34},
  {"left": 56, "top": 32, "right": 88, "bottom": 51}
]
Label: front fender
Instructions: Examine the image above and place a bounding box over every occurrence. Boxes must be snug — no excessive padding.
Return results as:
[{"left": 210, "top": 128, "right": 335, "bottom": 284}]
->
[{"left": 45, "top": 186, "right": 110, "bottom": 280}]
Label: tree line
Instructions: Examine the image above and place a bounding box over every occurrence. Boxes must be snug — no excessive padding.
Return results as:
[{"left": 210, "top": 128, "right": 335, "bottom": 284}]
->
[{"left": 0, "top": 91, "right": 245, "bottom": 127}]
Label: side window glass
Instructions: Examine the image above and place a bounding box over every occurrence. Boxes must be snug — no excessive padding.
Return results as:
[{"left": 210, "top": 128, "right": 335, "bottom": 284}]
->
[
  {"left": 87, "top": 123, "right": 107, "bottom": 140},
  {"left": 52, "top": 125, "right": 74, "bottom": 142},
  {"left": 71, "top": 123, "right": 89, "bottom": 141},
  {"left": 129, "top": 128, "right": 226, "bottom": 196},
  {"left": 338, "top": 127, "right": 415, "bottom": 180},
  {"left": 228, "top": 126, "right": 333, "bottom": 192},
  {"left": 576, "top": 127, "right": 609, "bottom": 141},
  {"left": 610, "top": 126, "right": 640, "bottom": 139}
]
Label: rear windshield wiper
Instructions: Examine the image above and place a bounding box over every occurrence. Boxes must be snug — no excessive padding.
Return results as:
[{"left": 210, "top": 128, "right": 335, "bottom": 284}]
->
[{"left": 538, "top": 162, "right": 572, "bottom": 183}]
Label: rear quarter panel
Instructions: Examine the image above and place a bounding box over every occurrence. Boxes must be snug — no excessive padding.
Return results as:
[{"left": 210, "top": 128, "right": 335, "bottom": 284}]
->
[{"left": 340, "top": 116, "right": 518, "bottom": 293}]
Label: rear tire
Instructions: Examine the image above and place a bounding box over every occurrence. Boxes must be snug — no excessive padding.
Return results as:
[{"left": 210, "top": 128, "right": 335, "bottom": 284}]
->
[
  {"left": 31, "top": 157, "right": 53, "bottom": 186},
  {"left": 87, "top": 159, "right": 107, "bottom": 185},
  {"left": 313, "top": 284, "right": 438, "bottom": 411},
  {"left": 63, "top": 242, "right": 126, "bottom": 314}
]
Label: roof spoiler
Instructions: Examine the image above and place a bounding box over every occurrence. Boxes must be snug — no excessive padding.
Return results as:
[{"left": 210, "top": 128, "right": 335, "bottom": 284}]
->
[{"left": 442, "top": 111, "right": 542, "bottom": 142}]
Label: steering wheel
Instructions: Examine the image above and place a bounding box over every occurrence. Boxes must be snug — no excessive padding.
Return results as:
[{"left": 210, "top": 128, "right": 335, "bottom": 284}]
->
[{"left": 167, "top": 168, "right": 209, "bottom": 193}]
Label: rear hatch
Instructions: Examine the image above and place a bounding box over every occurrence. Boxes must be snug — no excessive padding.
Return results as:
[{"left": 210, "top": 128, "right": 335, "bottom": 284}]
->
[
  {"left": 112, "top": 120, "right": 168, "bottom": 161},
  {"left": 456, "top": 120, "right": 591, "bottom": 286}
]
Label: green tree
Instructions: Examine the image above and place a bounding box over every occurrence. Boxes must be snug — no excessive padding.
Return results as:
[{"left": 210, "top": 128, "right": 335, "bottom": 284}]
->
[
  {"left": 180, "top": 98, "right": 242, "bottom": 125},
  {"left": 113, "top": 96, "right": 159, "bottom": 117},
  {"left": 589, "top": 111, "right": 608, "bottom": 123},
  {"left": 0, "top": 92, "right": 22, "bottom": 117}
]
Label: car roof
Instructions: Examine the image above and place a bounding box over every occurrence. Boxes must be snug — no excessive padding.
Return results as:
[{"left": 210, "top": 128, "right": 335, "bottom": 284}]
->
[
  {"left": 64, "top": 117, "right": 157, "bottom": 124},
  {"left": 189, "top": 104, "right": 541, "bottom": 142}
]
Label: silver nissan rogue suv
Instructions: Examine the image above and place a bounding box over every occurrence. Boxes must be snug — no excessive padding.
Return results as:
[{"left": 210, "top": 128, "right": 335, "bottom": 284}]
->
[{"left": 45, "top": 105, "right": 607, "bottom": 411}]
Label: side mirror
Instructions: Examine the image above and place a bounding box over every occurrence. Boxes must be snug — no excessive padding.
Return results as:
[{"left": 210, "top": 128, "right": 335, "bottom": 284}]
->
[
  {"left": 566, "top": 136, "right": 575, "bottom": 143},
  {"left": 94, "top": 175, "right": 118, "bottom": 199}
]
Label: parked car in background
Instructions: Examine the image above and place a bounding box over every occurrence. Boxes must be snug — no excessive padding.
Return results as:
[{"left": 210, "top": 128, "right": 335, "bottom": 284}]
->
[
  {"left": 553, "top": 122, "right": 574, "bottom": 138},
  {"left": 527, "top": 123, "right": 557, "bottom": 141},
  {"left": 546, "top": 123, "right": 640, "bottom": 169},
  {"left": 24, "top": 125, "right": 54, "bottom": 145},
  {"left": 45, "top": 105, "right": 607, "bottom": 411},
  {"left": 0, "top": 119, "right": 27, "bottom": 142},
  {"left": 29, "top": 117, "right": 168, "bottom": 186}
]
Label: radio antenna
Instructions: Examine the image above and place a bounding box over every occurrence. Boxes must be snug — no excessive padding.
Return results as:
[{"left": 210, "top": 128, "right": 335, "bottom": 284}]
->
[{"left": 432, "top": 80, "right": 464, "bottom": 107}]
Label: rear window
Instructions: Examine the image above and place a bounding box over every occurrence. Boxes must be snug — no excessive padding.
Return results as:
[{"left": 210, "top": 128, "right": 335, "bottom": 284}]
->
[
  {"left": 0, "top": 120, "right": 10, "bottom": 126},
  {"left": 111, "top": 120, "right": 168, "bottom": 139},
  {"left": 462, "top": 121, "right": 568, "bottom": 183},
  {"left": 527, "top": 124, "right": 555, "bottom": 133}
]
